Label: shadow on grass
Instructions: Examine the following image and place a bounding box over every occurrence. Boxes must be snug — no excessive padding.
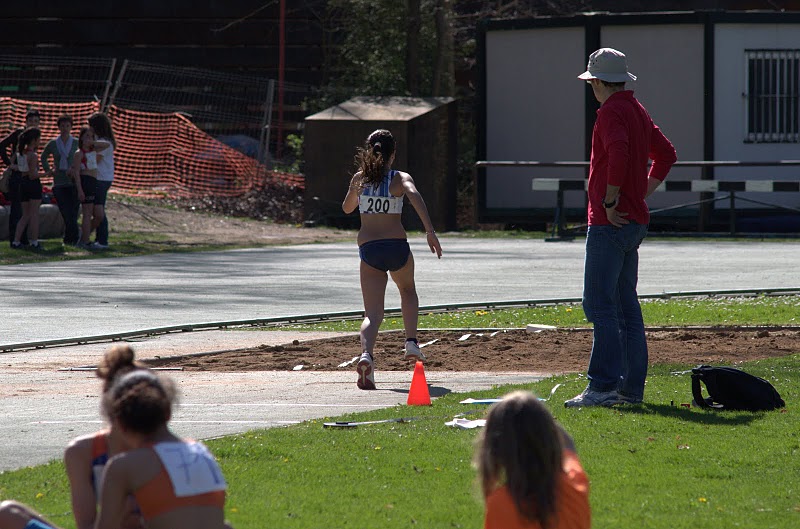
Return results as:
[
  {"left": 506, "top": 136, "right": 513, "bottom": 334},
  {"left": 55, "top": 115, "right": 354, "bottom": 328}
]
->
[{"left": 621, "top": 402, "right": 764, "bottom": 425}]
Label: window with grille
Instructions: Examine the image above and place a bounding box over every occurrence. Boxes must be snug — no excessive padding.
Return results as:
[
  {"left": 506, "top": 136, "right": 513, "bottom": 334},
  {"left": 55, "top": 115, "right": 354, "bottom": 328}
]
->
[{"left": 744, "top": 50, "right": 799, "bottom": 143}]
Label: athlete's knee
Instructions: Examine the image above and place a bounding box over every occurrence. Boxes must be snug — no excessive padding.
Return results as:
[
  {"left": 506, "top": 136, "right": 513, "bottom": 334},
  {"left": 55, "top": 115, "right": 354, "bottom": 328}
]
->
[
  {"left": 397, "top": 284, "right": 418, "bottom": 298},
  {"left": 0, "top": 500, "right": 27, "bottom": 521},
  {"left": 364, "top": 313, "right": 384, "bottom": 327}
]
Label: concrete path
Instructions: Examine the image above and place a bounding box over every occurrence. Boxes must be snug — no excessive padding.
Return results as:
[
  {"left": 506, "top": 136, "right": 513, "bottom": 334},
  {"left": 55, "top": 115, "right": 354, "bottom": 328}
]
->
[{"left": 0, "top": 330, "right": 548, "bottom": 471}]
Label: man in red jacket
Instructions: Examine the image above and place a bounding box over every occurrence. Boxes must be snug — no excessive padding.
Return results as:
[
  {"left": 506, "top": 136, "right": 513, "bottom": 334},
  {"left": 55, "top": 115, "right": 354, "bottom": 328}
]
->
[{"left": 565, "top": 48, "right": 677, "bottom": 408}]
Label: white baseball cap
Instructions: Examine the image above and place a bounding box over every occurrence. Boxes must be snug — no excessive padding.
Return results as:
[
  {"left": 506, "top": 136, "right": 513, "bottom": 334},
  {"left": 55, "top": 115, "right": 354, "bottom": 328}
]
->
[{"left": 577, "top": 48, "right": 637, "bottom": 83}]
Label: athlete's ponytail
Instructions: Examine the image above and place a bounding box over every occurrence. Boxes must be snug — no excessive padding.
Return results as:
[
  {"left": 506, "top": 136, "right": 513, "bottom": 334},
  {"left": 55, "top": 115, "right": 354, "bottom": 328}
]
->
[{"left": 354, "top": 129, "right": 395, "bottom": 188}]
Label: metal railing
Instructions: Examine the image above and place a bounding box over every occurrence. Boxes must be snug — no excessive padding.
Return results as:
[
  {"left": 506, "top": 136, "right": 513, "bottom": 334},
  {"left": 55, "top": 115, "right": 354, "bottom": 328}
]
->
[{"left": 476, "top": 160, "right": 800, "bottom": 237}]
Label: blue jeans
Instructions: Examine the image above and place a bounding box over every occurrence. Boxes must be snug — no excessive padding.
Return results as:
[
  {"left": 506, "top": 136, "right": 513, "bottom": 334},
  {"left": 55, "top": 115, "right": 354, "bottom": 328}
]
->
[
  {"left": 583, "top": 222, "right": 649, "bottom": 400},
  {"left": 95, "top": 180, "right": 112, "bottom": 245}
]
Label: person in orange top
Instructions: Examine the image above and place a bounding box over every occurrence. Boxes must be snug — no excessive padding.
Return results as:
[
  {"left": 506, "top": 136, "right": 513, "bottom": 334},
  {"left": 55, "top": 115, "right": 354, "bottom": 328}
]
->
[
  {"left": 0, "top": 364, "right": 234, "bottom": 529},
  {"left": 475, "top": 391, "right": 591, "bottom": 529},
  {"left": 64, "top": 346, "right": 144, "bottom": 529}
]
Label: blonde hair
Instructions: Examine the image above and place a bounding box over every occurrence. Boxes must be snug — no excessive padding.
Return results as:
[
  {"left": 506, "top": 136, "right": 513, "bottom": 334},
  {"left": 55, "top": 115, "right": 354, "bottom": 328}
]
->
[{"left": 474, "top": 391, "right": 564, "bottom": 528}]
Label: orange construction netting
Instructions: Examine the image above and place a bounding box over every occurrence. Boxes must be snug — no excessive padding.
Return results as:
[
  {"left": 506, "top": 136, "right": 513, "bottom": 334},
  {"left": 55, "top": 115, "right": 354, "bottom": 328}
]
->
[
  {"left": 0, "top": 97, "right": 303, "bottom": 200},
  {"left": 0, "top": 97, "right": 100, "bottom": 190}
]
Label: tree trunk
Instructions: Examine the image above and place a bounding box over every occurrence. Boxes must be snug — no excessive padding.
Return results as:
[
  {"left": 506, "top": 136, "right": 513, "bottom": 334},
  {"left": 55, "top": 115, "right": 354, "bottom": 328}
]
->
[
  {"left": 406, "top": 0, "right": 421, "bottom": 95},
  {"left": 433, "top": 0, "right": 455, "bottom": 96}
]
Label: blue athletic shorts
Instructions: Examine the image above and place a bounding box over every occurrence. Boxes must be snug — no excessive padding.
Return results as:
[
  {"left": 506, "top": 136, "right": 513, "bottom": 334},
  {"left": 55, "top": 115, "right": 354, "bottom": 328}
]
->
[
  {"left": 359, "top": 238, "right": 411, "bottom": 272},
  {"left": 25, "top": 519, "right": 57, "bottom": 529}
]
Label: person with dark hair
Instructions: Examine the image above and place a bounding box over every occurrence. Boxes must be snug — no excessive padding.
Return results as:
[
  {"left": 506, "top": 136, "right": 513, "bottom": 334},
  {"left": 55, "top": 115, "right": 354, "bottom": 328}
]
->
[
  {"left": 0, "top": 351, "right": 234, "bottom": 529},
  {"left": 0, "top": 109, "right": 40, "bottom": 247},
  {"left": 565, "top": 48, "right": 677, "bottom": 408},
  {"left": 71, "top": 127, "right": 111, "bottom": 248},
  {"left": 341, "top": 128, "right": 443, "bottom": 390},
  {"left": 11, "top": 128, "right": 46, "bottom": 249},
  {"left": 475, "top": 391, "right": 590, "bottom": 529},
  {"left": 41, "top": 114, "right": 81, "bottom": 245},
  {"left": 0, "top": 345, "right": 145, "bottom": 529},
  {"left": 64, "top": 345, "right": 145, "bottom": 529},
  {"left": 86, "top": 113, "right": 117, "bottom": 250}
]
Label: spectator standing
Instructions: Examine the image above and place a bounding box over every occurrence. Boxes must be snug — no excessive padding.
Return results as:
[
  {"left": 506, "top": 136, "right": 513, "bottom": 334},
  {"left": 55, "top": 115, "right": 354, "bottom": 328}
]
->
[
  {"left": 71, "top": 126, "right": 111, "bottom": 248},
  {"left": 41, "top": 114, "right": 81, "bottom": 245},
  {"left": 565, "top": 48, "right": 677, "bottom": 408},
  {"left": 0, "top": 109, "right": 40, "bottom": 246},
  {"left": 87, "top": 113, "right": 116, "bottom": 250},
  {"left": 11, "top": 128, "right": 46, "bottom": 249}
]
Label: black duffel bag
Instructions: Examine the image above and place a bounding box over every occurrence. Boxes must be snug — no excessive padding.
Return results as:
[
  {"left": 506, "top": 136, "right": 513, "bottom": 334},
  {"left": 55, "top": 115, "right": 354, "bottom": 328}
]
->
[{"left": 691, "top": 365, "right": 785, "bottom": 411}]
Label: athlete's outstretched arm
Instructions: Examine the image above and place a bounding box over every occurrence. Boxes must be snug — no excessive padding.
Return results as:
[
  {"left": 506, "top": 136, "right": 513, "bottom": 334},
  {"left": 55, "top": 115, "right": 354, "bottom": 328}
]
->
[
  {"left": 342, "top": 173, "right": 362, "bottom": 214},
  {"left": 400, "top": 172, "right": 442, "bottom": 258}
]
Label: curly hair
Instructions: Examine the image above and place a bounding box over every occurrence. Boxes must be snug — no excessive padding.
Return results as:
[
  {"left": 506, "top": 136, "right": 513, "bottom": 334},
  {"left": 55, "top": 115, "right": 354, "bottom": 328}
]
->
[
  {"left": 353, "top": 129, "right": 395, "bottom": 189},
  {"left": 105, "top": 370, "right": 177, "bottom": 435}
]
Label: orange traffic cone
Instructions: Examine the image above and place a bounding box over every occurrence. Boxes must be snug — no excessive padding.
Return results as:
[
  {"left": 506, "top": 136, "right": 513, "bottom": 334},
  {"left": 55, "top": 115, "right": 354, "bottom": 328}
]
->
[{"left": 407, "top": 361, "right": 431, "bottom": 406}]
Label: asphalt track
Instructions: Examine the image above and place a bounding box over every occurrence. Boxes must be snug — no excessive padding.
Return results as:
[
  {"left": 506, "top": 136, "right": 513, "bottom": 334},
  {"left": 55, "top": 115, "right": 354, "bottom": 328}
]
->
[
  {"left": 2, "top": 237, "right": 799, "bottom": 346},
  {"left": 2, "top": 236, "right": 799, "bottom": 471}
]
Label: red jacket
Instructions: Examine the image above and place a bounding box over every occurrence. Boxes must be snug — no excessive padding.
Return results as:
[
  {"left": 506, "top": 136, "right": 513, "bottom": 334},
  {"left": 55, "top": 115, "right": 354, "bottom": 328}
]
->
[{"left": 588, "top": 90, "right": 677, "bottom": 226}]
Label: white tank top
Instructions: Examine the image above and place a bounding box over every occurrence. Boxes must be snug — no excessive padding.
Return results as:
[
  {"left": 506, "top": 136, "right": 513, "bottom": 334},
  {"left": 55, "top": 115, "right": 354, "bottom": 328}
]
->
[
  {"left": 82, "top": 150, "right": 98, "bottom": 172},
  {"left": 359, "top": 170, "right": 404, "bottom": 215},
  {"left": 16, "top": 152, "right": 30, "bottom": 173},
  {"left": 96, "top": 140, "right": 114, "bottom": 182}
]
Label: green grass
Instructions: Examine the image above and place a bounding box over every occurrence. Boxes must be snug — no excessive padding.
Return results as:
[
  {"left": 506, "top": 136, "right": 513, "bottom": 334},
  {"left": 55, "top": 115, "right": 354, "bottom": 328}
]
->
[
  {"left": 269, "top": 295, "right": 800, "bottom": 332},
  {"left": 1, "top": 298, "right": 799, "bottom": 528},
  {"left": 1, "top": 356, "right": 797, "bottom": 529}
]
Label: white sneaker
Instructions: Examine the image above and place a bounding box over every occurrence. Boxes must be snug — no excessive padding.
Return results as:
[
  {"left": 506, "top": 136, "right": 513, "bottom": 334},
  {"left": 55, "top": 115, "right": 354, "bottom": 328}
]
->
[
  {"left": 403, "top": 339, "right": 426, "bottom": 362},
  {"left": 356, "top": 352, "right": 376, "bottom": 390}
]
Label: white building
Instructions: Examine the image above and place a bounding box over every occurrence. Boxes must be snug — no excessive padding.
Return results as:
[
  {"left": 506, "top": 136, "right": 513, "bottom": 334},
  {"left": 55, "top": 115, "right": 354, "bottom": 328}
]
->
[{"left": 478, "top": 10, "right": 800, "bottom": 230}]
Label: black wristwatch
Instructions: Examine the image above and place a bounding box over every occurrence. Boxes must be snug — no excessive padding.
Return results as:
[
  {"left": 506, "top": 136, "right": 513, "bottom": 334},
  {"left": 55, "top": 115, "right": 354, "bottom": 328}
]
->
[{"left": 602, "top": 197, "right": 618, "bottom": 209}]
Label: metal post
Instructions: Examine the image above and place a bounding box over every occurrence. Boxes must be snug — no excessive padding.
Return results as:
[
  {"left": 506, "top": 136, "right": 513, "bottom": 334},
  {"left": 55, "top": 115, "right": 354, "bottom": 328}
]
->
[
  {"left": 729, "top": 191, "right": 736, "bottom": 236},
  {"left": 258, "top": 79, "right": 276, "bottom": 171},
  {"left": 698, "top": 165, "right": 712, "bottom": 232},
  {"left": 545, "top": 189, "right": 573, "bottom": 242},
  {"left": 99, "top": 58, "right": 117, "bottom": 112},
  {"left": 106, "top": 59, "right": 129, "bottom": 111}
]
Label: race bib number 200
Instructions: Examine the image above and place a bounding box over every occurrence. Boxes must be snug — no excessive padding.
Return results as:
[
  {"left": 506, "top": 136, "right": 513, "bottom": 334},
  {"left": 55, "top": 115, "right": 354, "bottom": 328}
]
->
[{"left": 359, "top": 195, "right": 402, "bottom": 214}]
